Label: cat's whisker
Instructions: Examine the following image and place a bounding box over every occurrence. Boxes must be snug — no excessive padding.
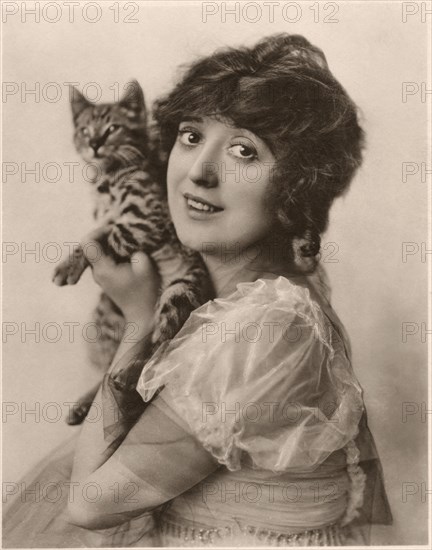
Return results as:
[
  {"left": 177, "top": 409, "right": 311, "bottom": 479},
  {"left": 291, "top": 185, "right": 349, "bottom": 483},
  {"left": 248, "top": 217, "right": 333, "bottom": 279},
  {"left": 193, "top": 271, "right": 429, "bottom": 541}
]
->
[{"left": 118, "top": 145, "right": 145, "bottom": 164}]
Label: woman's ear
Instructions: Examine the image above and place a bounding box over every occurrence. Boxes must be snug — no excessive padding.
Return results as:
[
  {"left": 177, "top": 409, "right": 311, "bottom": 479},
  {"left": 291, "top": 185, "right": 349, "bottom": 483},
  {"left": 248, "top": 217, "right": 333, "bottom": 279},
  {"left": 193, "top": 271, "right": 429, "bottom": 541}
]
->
[
  {"left": 119, "top": 79, "right": 146, "bottom": 118},
  {"left": 70, "top": 86, "right": 91, "bottom": 121}
]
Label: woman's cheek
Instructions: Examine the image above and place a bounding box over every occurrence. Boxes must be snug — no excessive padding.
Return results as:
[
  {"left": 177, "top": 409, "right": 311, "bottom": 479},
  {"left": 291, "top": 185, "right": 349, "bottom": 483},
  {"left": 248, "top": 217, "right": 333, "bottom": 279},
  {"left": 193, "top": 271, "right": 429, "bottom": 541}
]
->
[{"left": 221, "top": 208, "right": 269, "bottom": 250}]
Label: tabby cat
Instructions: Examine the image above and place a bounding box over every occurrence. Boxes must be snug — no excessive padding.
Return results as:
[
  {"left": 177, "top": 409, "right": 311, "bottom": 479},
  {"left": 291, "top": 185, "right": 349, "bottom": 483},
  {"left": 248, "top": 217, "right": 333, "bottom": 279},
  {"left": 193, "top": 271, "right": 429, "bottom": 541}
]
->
[{"left": 53, "top": 80, "right": 213, "bottom": 424}]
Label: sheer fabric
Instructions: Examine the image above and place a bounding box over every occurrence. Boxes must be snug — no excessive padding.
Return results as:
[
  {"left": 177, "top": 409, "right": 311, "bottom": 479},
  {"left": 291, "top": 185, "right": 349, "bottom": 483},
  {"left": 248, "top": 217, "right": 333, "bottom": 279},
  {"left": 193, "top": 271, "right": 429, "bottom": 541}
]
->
[
  {"left": 136, "top": 268, "right": 392, "bottom": 545},
  {"left": 2, "top": 432, "right": 158, "bottom": 548},
  {"left": 3, "top": 353, "right": 219, "bottom": 547},
  {"left": 138, "top": 275, "right": 364, "bottom": 472},
  {"left": 3, "top": 266, "right": 392, "bottom": 547}
]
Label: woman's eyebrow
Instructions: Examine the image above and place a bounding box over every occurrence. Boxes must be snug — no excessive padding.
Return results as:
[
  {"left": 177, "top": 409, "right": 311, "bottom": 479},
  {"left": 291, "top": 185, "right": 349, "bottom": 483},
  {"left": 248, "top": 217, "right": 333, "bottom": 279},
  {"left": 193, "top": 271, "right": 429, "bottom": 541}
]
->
[
  {"left": 238, "top": 128, "right": 260, "bottom": 140},
  {"left": 237, "top": 128, "right": 270, "bottom": 150},
  {"left": 180, "top": 116, "right": 203, "bottom": 123}
]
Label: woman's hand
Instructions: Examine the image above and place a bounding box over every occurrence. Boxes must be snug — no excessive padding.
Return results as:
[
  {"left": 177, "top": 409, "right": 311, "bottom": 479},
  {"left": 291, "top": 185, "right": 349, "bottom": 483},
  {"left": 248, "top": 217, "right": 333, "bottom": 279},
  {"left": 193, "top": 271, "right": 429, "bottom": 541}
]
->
[{"left": 82, "top": 231, "right": 161, "bottom": 330}]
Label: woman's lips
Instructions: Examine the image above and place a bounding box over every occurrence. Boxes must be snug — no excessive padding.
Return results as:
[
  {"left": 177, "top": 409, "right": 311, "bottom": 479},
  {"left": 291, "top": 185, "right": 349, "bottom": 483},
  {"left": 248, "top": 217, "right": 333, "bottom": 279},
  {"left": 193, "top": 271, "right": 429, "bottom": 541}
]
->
[{"left": 183, "top": 192, "right": 224, "bottom": 214}]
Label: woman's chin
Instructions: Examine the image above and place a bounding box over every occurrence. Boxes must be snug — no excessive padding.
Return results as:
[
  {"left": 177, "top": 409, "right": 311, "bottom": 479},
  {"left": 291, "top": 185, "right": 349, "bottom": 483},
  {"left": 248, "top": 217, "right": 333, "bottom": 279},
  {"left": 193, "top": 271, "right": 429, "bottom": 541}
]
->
[
  {"left": 176, "top": 235, "right": 207, "bottom": 254},
  {"left": 172, "top": 218, "right": 213, "bottom": 253}
]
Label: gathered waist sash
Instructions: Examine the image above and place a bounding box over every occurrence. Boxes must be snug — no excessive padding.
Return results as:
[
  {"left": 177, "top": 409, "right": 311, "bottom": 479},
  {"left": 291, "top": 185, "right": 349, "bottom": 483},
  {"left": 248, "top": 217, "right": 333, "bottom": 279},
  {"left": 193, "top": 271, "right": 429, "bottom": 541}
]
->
[{"left": 164, "top": 467, "right": 351, "bottom": 536}]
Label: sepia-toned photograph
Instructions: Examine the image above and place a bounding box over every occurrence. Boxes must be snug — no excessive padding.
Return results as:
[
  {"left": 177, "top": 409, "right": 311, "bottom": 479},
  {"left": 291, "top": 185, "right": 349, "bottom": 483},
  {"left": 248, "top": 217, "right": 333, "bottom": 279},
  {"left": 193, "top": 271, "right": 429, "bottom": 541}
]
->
[{"left": 1, "top": 0, "right": 430, "bottom": 547}]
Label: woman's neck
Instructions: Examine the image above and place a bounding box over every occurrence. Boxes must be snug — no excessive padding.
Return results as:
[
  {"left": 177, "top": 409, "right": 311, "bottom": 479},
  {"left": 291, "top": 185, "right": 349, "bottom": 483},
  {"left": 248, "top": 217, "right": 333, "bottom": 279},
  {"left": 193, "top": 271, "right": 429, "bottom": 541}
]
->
[{"left": 201, "top": 242, "right": 288, "bottom": 299}]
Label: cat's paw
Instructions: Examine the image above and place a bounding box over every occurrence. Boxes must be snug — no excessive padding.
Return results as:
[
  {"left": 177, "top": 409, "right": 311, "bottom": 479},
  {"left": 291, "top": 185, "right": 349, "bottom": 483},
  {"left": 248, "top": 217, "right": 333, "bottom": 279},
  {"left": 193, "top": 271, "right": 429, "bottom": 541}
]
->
[
  {"left": 66, "top": 401, "right": 92, "bottom": 425},
  {"left": 152, "top": 283, "right": 201, "bottom": 344},
  {"left": 52, "top": 249, "right": 87, "bottom": 285},
  {"left": 65, "top": 384, "right": 100, "bottom": 425},
  {"left": 151, "top": 312, "right": 179, "bottom": 344},
  {"left": 52, "top": 259, "right": 72, "bottom": 286}
]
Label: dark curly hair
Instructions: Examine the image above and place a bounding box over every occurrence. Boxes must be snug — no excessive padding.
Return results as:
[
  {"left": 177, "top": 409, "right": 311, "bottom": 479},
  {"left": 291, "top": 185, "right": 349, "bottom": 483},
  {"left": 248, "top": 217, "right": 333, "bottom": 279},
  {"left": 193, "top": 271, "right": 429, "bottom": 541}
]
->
[{"left": 152, "top": 33, "right": 364, "bottom": 272}]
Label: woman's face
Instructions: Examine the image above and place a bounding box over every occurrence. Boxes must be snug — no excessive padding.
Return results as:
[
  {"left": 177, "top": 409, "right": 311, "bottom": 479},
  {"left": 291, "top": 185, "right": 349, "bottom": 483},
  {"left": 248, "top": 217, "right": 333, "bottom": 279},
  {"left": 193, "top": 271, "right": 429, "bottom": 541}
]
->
[{"left": 167, "top": 116, "right": 276, "bottom": 257}]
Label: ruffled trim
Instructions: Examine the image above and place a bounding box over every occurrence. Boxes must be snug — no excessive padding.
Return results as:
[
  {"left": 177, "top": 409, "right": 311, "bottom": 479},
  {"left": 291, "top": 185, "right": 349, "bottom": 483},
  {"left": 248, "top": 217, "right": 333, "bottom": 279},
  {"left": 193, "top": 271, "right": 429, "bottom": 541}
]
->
[{"left": 195, "top": 422, "right": 244, "bottom": 472}]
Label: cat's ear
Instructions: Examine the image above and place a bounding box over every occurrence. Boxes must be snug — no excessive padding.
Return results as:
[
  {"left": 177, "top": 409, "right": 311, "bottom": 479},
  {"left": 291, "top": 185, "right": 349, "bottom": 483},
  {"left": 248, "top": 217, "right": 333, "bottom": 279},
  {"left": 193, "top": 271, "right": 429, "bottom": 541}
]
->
[
  {"left": 70, "top": 86, "right": 91, "bottom": 120},
  {"left": 119, "top": 79, "right": 146, "bottom": 116}
]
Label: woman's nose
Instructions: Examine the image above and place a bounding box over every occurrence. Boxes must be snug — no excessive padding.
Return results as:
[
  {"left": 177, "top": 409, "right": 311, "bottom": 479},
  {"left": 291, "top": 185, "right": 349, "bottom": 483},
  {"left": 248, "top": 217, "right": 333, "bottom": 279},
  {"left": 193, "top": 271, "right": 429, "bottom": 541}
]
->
[{"left": 187, "top": 145, "right": 220, "bottom": 189}]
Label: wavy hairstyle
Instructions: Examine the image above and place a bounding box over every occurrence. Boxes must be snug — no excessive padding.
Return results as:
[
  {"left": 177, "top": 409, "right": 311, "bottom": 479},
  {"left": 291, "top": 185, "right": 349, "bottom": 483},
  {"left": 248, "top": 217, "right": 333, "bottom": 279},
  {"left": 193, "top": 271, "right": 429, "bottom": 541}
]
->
[{"left": 152, "top": 33, "right": 364, "bottom": 272}]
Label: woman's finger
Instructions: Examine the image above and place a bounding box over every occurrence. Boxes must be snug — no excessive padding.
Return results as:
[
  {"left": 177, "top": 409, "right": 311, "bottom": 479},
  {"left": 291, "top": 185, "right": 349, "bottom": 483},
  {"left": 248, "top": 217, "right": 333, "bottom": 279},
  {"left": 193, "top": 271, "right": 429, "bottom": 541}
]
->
[
  {"left": 130, "top": 252, "right": 154, "bottom": 278},
  {"left": 80, "top": 227, "right": 112, "bottom": 267},
  {"left": 81, "top": 239, "right": 107, "bottom": 267}
]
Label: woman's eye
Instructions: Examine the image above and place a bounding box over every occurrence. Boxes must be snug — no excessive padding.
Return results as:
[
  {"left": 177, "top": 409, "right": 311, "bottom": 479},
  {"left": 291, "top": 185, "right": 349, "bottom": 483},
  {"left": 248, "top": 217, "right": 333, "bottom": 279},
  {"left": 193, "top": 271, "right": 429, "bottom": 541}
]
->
[
  {"left": 80, "top": 127, "right": 89, "bottom": 137},
  {"left": 178, "top": 129, "right": 201, "bottom": 146},
  {"left": 229, "top": 144, "right": 257, "bottom": 160},
  {"left": 108, "top": 124, "right": 120, "bottom": 133}
]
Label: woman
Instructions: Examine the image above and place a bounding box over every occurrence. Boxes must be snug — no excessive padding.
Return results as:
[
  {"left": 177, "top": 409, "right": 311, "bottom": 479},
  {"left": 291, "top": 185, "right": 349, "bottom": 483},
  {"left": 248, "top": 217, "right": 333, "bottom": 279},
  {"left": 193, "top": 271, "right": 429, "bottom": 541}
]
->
[{"left": 3, "top": 33, "right": 392, "bottom": 547}]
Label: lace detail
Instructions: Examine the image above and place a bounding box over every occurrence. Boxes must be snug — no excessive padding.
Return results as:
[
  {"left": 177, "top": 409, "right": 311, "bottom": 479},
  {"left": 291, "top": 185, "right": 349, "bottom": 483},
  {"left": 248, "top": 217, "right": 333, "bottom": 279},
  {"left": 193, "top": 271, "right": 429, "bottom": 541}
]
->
[
  {"left": 159, "top": 517, "right": 349, "bottom": 547},
  {"left": 341, "top": 439, "right": 367, "bottom": 526}
]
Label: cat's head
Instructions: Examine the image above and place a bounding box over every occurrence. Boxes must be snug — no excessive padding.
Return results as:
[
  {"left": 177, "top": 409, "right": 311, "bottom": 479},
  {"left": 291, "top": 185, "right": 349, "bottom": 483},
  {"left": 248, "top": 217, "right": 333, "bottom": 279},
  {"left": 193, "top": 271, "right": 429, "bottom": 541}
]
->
[{"left": 70, "top": 80, "right": 148, "bottom": 169}]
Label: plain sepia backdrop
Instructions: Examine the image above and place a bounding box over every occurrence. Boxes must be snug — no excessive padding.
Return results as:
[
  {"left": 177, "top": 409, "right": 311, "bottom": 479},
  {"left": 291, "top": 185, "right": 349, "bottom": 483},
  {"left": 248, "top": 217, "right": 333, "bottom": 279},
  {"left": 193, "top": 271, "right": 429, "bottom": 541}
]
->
[{"left": 2, "top": 1, "right": 430, "bottom": 546}]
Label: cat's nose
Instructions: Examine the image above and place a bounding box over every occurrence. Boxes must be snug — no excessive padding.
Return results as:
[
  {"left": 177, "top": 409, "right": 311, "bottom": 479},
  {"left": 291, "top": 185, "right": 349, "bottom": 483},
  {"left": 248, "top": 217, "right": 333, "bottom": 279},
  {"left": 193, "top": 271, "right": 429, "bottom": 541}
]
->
[{"left": 89, "top": 139, "right": 101, "bottom": 153}]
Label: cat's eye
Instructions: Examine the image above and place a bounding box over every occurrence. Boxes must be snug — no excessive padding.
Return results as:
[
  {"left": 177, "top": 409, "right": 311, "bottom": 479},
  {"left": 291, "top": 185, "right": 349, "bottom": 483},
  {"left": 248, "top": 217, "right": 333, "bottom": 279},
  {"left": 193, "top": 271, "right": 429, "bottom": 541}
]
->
[
  {"left": 108, "top": 124, "right": 120, "bottom": 133},
  {"left": 80, "top": 127, "right": 89, "bottom": 137}
]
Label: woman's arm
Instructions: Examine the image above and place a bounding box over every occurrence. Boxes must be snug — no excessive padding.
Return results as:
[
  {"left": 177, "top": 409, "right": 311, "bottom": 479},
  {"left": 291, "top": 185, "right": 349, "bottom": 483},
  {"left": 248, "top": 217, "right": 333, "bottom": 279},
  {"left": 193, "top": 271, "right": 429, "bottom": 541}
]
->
[
  {"left": 68, "top": 245, "right": 219, "bottom": 529},
  {"left": 69, "top": 386, "right": 219, "bottom": 529}
]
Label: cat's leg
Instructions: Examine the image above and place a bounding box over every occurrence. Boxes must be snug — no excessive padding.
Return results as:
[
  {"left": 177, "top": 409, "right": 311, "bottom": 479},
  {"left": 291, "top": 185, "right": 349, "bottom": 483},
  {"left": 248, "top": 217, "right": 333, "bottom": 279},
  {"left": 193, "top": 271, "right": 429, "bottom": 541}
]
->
[
  {"left": 151, "top": 246, "right": 214, "bottom": 344},
  {"left": 152, "top": 281, "right": 202, "bottom": 343},
  {"left": 67, "top": 293, "right": 126, "bottom": 425},
  {"left": 87, "top": 293, "right": 126, "bottom": 371},
  {"left": 105, "top": 215, "right": 164, "bottom": 261},
  {"left": 52, "top": 243, "right": 88, "bottom": 286},
  {"left": 52, "top": 225, "right": 112, "bottom": 285}
]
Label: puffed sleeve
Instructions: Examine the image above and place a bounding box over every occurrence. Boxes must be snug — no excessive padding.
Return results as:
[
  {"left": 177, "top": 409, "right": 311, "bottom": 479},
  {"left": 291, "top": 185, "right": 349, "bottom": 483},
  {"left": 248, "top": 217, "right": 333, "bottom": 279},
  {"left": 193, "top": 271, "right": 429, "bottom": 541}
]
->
[{"left": 137, "top": 276, "right": 365, "bottom": 474}]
